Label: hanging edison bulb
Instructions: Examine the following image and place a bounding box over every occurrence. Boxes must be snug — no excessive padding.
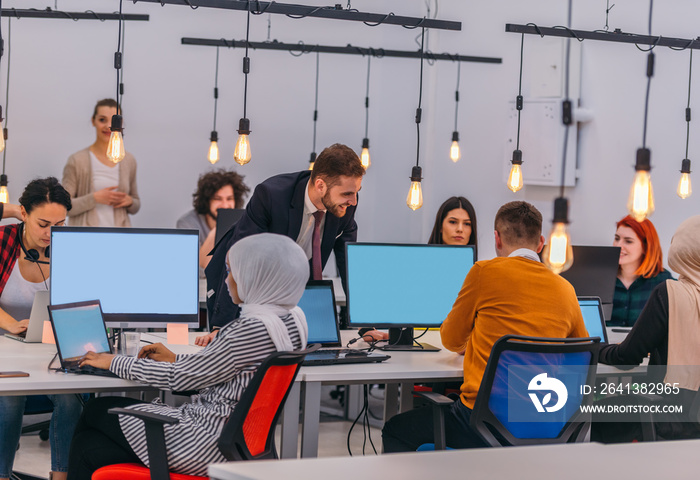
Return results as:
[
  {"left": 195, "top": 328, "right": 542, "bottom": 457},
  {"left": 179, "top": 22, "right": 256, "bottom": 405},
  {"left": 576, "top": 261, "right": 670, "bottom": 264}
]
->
[
  {"left": 450, "top": 131, "right": 461, "bottom": 162},
  {"left": 360, "top": 138, "right": 371, "bottom": 170},
  {"left": 308, "top": 152, "right": 316, "bottom": 171},
  {"left": 0, "top": 174, "right": 8, "bottom": 204},
  {"left": 507, "top": 149, "right": 524, "bottom": 192},
  {"left": 627, "top": 148, "right": 654, "bottom": 221},
  {"left": 406, "top": 166, "right": 423, "bottom": 211},
  {"left": 542, "top": 198, "right": 574, "bottom": 274},
  {"left": 106, "top": 115, "right": 126, "bottom": 164},
  {"left": 207, "top": 131, "right": 220, "bottom": 165},
  {"left": 233, "top": 118, "right": 251, "bottom": 166},
  {"left": 677, "top": 159, "right": 692, "bottom": 199}
]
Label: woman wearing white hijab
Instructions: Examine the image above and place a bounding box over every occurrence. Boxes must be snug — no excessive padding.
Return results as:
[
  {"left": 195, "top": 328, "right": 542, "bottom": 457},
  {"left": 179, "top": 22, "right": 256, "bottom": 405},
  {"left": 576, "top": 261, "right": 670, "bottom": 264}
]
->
[
  {"left": 595, "top": 215, "right": 700, "bottom": 442},
  {"left": 67, "top": 234, "right": 309, "bottom": 479}
]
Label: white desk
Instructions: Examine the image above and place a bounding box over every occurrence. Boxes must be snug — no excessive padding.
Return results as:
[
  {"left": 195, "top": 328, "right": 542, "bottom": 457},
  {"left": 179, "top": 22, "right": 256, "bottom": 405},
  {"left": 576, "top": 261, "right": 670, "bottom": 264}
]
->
[
  {"left": 280, "top": 327, "right": 640, "bottom": 459},
  {"left": 0, "top": 334, "right": 203, "bottom": 396},
  {"left": 210, "top": 439, "right": 700, "bottom": 480},
  {"left": 0, "top": 337, "right": 152, "bottom": 395},
  {"left": 280, "top": 330, "right": 463, "bottom": 458}
]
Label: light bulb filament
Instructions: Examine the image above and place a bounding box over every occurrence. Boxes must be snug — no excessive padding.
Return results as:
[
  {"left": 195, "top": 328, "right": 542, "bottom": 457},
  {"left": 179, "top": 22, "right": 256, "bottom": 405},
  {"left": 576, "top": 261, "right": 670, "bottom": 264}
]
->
[{"left": 507, "top": 163, "right": 523, "bottom": 192}]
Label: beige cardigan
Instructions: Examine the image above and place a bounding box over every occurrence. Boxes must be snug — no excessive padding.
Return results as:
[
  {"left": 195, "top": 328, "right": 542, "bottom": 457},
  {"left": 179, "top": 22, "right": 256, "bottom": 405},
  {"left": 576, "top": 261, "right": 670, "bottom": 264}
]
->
[{"left": 62, "top": 147, "right": 140, "bottom": 227}]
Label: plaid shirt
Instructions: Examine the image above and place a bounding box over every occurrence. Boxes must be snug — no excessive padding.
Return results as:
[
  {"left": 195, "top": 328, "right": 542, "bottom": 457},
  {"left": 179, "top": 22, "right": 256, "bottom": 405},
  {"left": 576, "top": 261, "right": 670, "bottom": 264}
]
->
[
  {"left": 0, "top": 223, "right": 22, "bottom": 297},
  {"left": 609, "top": 269, "right": 673, "bottom": 327}
]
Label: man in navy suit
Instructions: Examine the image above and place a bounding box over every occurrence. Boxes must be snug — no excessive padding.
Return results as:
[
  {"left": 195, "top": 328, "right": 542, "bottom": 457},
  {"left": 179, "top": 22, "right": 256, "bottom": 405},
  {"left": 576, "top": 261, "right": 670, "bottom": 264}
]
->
[{"left": 201, "top": 143, "right": 365, "bottom": 337}]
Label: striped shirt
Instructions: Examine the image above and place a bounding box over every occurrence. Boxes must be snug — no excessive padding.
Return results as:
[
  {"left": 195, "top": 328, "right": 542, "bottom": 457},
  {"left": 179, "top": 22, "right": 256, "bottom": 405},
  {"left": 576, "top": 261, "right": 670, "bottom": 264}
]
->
[{"left": 109, "top": 313, "right": 303, "bottom": 476}]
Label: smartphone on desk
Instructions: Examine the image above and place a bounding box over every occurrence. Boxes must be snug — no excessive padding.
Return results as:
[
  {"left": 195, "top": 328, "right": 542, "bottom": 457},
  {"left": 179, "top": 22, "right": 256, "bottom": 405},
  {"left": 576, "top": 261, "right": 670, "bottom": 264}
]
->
[{"left": 0, "top": 371, "right": 30, "bottom": 378}]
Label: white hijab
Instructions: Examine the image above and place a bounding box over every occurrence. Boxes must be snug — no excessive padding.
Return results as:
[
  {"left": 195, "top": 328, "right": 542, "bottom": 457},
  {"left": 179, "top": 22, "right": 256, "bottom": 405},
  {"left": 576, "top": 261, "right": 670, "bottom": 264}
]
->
[
  {"left": 227, "top": 233, "right": 309, "bottom": 351},
  {"left": 665, "top": 215, "right": 700, "bottom": 390}
]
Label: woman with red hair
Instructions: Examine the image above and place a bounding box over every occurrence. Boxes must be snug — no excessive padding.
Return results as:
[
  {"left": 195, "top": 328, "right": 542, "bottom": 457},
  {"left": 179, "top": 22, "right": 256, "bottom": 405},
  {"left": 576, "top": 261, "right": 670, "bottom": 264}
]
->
[{"left": 610, "top": 215, "right": 673, "bottom": 326}]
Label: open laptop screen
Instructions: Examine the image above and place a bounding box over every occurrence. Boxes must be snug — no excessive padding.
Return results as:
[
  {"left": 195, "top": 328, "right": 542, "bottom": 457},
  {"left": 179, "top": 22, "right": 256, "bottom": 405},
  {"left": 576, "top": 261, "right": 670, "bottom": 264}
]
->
[
  {"left": 49, "top": 301, "right": 112, "bottom": 363},
  {"left": 578, "top": 297, "right": 608, "bottom": 344},
  {"left": 298, "top": 281, "right": 340, "bottom": 345}
]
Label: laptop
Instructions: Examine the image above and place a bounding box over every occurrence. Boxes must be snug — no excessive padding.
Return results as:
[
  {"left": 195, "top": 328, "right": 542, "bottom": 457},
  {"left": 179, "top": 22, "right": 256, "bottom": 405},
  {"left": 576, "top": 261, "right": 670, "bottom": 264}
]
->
[
  {"left": 299, "top": 280, "right": 390, "bottom": 366},
  {"left": 215, "top": 208, "right": 246, "bottom": 245},
  {"left": 48, "top": 300, "right": 119, "bottom": 377},
  {"left": 5, "top": 291, "right": 49, "bottom": 343},
  {"left": 578, "top": 296, "right": 609, "bottom": 345},
  {"left": 560, "top": 246, "right": 621, "bottom": 320}
]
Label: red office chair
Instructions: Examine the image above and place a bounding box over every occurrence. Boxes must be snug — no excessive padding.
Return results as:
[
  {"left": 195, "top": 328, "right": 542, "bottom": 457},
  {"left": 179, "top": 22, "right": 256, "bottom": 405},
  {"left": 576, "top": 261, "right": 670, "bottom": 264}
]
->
[{"left": 92, "top": 344, "right": 319, "bottom": 480}]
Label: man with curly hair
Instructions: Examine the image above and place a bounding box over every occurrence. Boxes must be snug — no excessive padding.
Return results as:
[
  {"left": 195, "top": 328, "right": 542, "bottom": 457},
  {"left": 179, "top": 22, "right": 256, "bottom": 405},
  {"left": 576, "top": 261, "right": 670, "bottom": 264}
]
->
[{"left": 177, "top": 170, "right": 250, "bottom": 271}]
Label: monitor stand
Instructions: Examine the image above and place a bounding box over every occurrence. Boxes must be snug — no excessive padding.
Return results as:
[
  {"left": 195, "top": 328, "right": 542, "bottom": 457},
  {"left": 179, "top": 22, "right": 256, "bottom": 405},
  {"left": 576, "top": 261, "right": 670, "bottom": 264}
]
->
[{"left": 378, "top": 327, "right": 440, "bottom": 352}]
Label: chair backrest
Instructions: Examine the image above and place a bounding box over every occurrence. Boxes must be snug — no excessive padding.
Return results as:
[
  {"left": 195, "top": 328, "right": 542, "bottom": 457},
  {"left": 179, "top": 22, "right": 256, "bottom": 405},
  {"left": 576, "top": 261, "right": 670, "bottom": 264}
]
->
[
  {"left": 217, "top": 344, "right": 319, "bottom": 461},
  {"left": 470, "top": 335, "right": 600, "bottom": 447}
]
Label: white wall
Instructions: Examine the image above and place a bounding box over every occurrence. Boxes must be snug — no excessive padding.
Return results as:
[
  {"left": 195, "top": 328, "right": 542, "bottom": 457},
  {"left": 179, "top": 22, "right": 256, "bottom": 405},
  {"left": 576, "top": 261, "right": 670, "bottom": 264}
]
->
[{"left": 1, "top": 0, "right": 698, "bottom": 264}]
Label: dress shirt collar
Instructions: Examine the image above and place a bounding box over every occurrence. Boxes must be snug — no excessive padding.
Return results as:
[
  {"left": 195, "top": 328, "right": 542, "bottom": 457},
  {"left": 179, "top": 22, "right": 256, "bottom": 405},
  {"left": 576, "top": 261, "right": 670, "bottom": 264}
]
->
[
  {"left": 508, "top": 248, "right": 541, "bottom": 262},
  {"left": 304, "top": 180, "right": 326, "bottom": 215}
]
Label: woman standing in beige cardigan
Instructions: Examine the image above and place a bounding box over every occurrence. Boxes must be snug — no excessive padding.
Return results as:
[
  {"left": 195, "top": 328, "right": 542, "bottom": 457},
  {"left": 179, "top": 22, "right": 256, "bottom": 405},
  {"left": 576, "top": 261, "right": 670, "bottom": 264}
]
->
[{"left": 62, "top": 99, "right": 140, "bottom": 226}]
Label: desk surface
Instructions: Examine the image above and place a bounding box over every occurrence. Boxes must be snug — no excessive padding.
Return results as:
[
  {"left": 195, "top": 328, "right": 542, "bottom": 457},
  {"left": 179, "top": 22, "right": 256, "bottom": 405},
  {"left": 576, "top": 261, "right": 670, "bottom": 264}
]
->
[
  {"left": 210, "top": 439, "right": 700, "bottom": 480},
  {"left": 0, "top": 334, "right": 202, "bottom": 396}
]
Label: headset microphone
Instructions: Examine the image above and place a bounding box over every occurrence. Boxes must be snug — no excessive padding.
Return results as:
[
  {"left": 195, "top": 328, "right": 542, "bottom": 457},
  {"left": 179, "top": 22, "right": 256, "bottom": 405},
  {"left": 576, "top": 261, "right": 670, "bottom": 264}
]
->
[{"left": 18, "top": 223, "right": 50, "bottom": 265}]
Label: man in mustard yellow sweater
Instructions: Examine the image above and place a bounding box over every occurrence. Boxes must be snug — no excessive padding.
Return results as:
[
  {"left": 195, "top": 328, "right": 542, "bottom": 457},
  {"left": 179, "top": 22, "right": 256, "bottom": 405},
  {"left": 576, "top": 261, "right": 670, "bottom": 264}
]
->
[{"left": 382, "top": 201, "right": 588, "bottom": 452}]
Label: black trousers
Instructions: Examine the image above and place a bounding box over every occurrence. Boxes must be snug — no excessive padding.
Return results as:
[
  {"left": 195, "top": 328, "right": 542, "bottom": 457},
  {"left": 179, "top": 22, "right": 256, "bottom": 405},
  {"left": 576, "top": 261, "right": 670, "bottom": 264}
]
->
[
  {"left": 67, "top": 396, "right": 146, "bottom": 480},
  {"left": 381, "top": 399, "right": 488, "bottom": 452}
]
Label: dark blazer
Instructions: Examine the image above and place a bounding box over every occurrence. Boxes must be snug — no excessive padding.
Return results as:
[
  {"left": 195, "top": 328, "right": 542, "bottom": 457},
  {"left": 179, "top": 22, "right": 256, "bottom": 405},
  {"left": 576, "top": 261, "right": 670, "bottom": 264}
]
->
[{"left": 205, "top": 170, "right": 358, "bottom": 329}]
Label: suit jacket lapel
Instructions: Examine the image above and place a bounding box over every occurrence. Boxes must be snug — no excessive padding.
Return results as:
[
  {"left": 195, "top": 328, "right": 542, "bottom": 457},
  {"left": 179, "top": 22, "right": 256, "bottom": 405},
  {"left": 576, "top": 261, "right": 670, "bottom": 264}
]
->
[{"left": 288, "top": 176, "right": 307, "bottom": 240}]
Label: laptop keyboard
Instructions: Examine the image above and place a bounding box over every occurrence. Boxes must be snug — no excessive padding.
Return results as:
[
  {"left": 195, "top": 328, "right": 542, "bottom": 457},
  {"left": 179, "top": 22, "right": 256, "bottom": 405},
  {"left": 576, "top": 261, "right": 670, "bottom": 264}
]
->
[{"left": 65, "top": 365, "right": 119, "bottom": 378}]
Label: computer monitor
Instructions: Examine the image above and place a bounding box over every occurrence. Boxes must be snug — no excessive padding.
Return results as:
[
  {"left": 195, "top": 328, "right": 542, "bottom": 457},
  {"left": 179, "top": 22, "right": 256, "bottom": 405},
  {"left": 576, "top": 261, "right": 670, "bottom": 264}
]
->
[
  {"left": 215, "top": 208, "right": 246, "bottom": 245},
  {"left": 558, "top": 246, "right": 620, "bottom": 320},
  {"left": 346, "top": 243, "right": 475, "bottom": 351},
  {"left": 50, "top": 227, "right": 199, "bottom": 328}
]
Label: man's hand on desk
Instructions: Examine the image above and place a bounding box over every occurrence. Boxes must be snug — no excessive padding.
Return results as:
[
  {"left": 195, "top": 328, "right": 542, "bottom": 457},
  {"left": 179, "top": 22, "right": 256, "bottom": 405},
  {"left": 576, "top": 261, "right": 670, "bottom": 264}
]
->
[
  {"left": 80, "top": 351, "right": 115, "bottom": 370},
  {"left": 194, "top": 330, "right": 218, "bottom": 347},
  {"left": 138, "top": 343, "right": 176, "bottom": 363},
  {"left": 6, "top": 319, "right": 29, "bottom": 335}
]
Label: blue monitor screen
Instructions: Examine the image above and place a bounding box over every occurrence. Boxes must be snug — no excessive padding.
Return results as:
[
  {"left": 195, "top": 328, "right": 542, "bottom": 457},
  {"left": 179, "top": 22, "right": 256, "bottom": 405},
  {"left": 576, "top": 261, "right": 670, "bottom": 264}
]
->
[
  {"left": 298, "top": 283, "right": 339, "bottom": 344},
  {"left": 50, "top": 227, "right": 199, "bottom": 328},
  {"left": 346, "top": 243, "right": 475, "bottom": 328},
  {"left": 578, "top": 297, "right": 607, "bottom": 343}
]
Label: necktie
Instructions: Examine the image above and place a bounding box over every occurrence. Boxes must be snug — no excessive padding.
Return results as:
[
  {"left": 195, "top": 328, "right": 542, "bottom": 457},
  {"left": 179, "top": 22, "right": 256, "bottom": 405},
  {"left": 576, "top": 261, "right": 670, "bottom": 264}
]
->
[{"left": 312, "top": 210, "right": 324, "bottom": 280}]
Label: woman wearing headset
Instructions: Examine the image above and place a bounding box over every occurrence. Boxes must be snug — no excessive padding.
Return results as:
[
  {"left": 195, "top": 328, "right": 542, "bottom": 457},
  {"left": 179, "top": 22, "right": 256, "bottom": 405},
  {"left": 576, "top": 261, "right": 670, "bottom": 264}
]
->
[{"left": 0, "top": 177, "right": 82, "bottom": 480}]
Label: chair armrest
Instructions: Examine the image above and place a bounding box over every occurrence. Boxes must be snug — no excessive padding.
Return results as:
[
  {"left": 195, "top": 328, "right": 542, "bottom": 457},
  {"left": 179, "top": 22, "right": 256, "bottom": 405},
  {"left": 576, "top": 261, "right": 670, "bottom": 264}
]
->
[
  {"left": 108, "top": 407, "right": 177, "bottom": 480},
  {"left": 412, "top": 391, "right": 453, "bottom": 450},
  {"left": 108, "top": 407, "right": 180, "bottom": 425},
  {"left": 412, "top": 391, "right": 455, "bottom": 407}
]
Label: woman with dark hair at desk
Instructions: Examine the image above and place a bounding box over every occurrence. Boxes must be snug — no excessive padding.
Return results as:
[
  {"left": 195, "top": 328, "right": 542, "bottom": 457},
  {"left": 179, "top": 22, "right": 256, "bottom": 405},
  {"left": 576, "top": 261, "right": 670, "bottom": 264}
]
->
[
  {"left": 67, "top": 233, "right": 309, "bottom": 479},
  {"left": 360, "top": 196, "right": 478, "bottom": 343},
  {"left": 594, "top": 215, "right": 700, "bottom": 442},
  {"left": 0, "top": 177, "right": 81, "bottom": 480},
  {"left": 610, "top": 215, "right": 673, "bottom": 326}
]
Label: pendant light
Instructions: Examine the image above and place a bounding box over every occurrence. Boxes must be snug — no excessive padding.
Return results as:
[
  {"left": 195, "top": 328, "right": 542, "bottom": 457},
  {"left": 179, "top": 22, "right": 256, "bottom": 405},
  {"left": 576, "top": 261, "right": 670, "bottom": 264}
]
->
[
  {"left": 677, "top": 50, "right": 693, "bottom": 199},
  {"left": 107, "top": 0, "right": 126, "bottom": 163},
  {"left": 449, "top": 61, "right": 461, "bottom": 162},
  {"left": 406, "top": 27, "right": 427, "bottom": 211},
  {"left": 627, "top": 1, "right": 656, "bottom": 221},
  {"left": 0, "top": 15, "right": 11, "bottom": 203},
  {"left": 234, "top": 5, "right": 253, "bottom": 165},
  {"left": 542, "top": 0, "right": 575, "bottom": 274},
  {"left": 507, "top": 33, "right": 526, "bottom": 192},
  {"left": 308, "top": 51, "right": 321, "bottom": 171},
  {"left": 360, "top": 55, "right": 371, "bottom": 169},
  {"left": 208, "top": 47, "right": 221, "bottom": 164},
  {"left": 106, "top": 0, "right": 126, "bottom": 164}
]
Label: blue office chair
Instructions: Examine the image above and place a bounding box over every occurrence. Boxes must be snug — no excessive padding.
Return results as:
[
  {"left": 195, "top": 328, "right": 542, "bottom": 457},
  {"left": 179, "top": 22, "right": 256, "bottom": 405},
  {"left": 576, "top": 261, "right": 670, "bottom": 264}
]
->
[{"left": 415, "top": 335, "right": 600, "bottom": 450}]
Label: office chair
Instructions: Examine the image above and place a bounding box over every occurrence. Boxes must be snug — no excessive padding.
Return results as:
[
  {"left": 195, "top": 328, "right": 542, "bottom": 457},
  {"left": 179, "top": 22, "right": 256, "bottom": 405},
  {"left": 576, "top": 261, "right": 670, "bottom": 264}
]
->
[
  {"left": 91, "top": 344, "right": 319, "bottom": 480},
  {"left": 415, "top": 335, "right": 599, "bottom": 450}
]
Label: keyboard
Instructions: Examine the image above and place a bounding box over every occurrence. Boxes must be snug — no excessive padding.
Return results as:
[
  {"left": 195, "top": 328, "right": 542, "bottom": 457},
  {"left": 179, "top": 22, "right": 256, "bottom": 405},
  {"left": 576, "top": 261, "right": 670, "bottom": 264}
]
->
[{"left": 65, "top": 365, "right": 120, "bottom": 378}]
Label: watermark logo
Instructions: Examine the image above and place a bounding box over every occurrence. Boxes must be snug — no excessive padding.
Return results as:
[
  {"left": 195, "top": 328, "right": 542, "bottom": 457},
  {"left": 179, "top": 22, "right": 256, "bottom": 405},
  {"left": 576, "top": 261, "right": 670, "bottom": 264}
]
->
[{"left": 528, "top": 373, "right": 568, "bottom": 413}]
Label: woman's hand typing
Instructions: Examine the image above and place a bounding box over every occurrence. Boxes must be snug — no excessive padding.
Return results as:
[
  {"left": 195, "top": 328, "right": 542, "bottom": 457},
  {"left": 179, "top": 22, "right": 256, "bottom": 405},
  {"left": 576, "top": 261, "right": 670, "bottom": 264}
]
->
[
  {"left": 138, "top": 343, "right": 177, "bottom": 363},
  {"left": 80, "top": 351, "right": 115, "bottom": 370}
]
